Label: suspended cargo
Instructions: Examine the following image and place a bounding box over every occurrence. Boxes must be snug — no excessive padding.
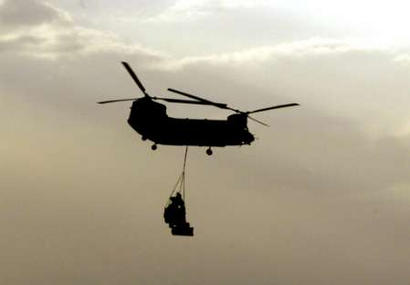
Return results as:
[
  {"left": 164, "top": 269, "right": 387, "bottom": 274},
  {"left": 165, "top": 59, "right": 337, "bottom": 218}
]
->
[{"left": 164, "top": 147, "right": 194, "bottom": 236}]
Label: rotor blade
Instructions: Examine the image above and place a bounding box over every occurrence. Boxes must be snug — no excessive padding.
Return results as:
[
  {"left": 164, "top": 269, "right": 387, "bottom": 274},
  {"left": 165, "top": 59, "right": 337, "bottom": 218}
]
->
[
  {"left": 248, "top": 115, "right": 269, "bottom": 127},
  {"left": 153, "top": 97, "right": 219, "bottom": 105},
  {"left": 121, "top": 61, "right": 149, "bottom": 96},
  {"left": 97, "top": 98, "right": 136, "bottom": 104},
  {"left": 247, "top": 103, "right": 299, "bottom": 114},
  {"left": 167, "top": 88, "right": 228, "bottom": 109}
]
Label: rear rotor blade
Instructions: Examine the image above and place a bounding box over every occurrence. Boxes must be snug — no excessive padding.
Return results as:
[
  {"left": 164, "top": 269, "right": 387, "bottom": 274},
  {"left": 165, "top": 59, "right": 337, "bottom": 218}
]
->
[
  {"left": 247, "top": 103, "right": 299, "bottom": 114},
  {"left": 122, "top": 61, "right": 149, "bottom": 97},
  {"left": 97, "top": 98, "right": 137, "bottom": 104},
  {"left": 248, "top": 116, "right": 269, "bottom": 127},
  {"left": 168, "top": 88, "right": 228, "bottom": 109}
]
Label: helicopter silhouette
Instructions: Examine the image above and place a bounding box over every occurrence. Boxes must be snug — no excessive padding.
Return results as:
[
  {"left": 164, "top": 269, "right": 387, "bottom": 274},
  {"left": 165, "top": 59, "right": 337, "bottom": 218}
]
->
[{"left": 98, "top": 62, "right": 299, "bottom": 155}]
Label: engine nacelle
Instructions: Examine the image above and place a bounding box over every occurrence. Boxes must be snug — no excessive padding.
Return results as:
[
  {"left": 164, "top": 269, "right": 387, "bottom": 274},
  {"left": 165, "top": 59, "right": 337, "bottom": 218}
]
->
[{"left": 227, "top": 113, "right": 248, "bottom": 128}]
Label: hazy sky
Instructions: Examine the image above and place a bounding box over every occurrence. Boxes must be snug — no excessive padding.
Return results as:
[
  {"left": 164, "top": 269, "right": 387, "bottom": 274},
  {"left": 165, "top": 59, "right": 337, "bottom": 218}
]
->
[{"left": 1, "top": 1, "right": 410, "bottom": 284}]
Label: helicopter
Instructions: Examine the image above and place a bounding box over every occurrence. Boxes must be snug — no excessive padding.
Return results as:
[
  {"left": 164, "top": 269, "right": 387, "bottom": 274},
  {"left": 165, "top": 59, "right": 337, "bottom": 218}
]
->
[{"left": 98, "top": 62, "right": 299, "bottom": 155}]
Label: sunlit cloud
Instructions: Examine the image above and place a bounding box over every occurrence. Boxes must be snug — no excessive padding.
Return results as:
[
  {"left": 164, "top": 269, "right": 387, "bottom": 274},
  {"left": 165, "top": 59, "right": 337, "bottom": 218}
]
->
[{"left": 159, "top": 38, "right": 372, "bottom": 68}]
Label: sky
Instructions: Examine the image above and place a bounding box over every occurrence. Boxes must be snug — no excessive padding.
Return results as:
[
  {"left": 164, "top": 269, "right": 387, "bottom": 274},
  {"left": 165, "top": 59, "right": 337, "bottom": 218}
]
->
[{"left": 1, "top": 0, "right": 410, "bottom": 284}]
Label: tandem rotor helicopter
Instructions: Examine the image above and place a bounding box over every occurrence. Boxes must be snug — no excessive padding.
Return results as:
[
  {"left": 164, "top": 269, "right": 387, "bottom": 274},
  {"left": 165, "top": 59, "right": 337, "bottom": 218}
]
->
[{"left": 98, "top": 62, "right": 299, "bottom": 155}]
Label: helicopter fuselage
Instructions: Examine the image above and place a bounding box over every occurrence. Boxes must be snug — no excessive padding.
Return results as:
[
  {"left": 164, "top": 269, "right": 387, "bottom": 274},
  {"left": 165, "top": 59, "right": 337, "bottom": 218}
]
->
[{"left": 127, "top": 97, "right": 255, "bottom": 147}]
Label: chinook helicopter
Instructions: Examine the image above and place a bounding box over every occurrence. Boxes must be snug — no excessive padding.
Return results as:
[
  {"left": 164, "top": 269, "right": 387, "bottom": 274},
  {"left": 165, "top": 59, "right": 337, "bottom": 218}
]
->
[{"left": 98, "top": 62, "right": 299, "bottom": 155}]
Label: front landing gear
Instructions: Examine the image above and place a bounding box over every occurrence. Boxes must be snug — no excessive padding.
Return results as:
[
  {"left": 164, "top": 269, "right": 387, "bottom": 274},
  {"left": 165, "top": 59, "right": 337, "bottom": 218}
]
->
[
  {"left": 206, "top": 147, "right": 213, "bottom": 156},
  {"left": 151, "top": 144, "right": 157, "bottom": 151}
]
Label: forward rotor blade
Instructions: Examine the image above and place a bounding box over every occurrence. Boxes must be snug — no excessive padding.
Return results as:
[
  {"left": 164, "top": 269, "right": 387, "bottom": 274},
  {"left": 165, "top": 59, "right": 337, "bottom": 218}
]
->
[
  {"left": 153, "top": 97, "right": 218, "bottom": 105},
  {"left": 247, "top": 103, "right": 299, "bottom": 114},
  {"left": 248, "top": 116, "right": 269, "bottom": 127},
  {"left": 168, "top": 88, "right": 228, "bottom": 109},
  {"left": 121, "top": 61, "right": 149, "bottom": 96},
  {"left": 97, "top": 98, "right": 137, "bottom": 104}
]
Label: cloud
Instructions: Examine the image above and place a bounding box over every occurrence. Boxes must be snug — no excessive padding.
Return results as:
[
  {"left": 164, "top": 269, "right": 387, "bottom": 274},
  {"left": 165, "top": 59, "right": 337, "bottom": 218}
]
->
[
  {"left": 159, "top": 38, "right": 369, "bottom": 67},
  {"left": 140, "top": 0, "right": 270, "bottom": 23},
  {"left": 1, "top": 3, "right": 409, "bottom": 137},
  {"left": 141, "top": 0, "right": 291, "bottom": 24},
  {"left": 0, "top": 0, "right": 70, "bottom": 28},
  {"left": 0, "top": 0, "right": 76, "bottom": 57},
  {"left": 0, "top": 0, "right": 165, "bottom": 59},
  {"left": 151, "top": 38, "right": 410, "bottom": 139},
  {"left": 1, "top": 2, "right": 410, "bottom": 284},
  {"left": 2, "top": 47, "right": 410, "bottom": 284},
  {"left": 394, "top": 53, "right": 410, "bottom": 64}
]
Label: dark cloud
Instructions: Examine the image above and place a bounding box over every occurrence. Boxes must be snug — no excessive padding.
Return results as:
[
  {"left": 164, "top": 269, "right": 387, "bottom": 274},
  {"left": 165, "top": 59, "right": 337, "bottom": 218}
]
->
[
  {"left": 0, "top": 0, "right": 80, "bottom": 57},
  {"left": 0, "top": 0, "right": 68, "bottom": 28}
]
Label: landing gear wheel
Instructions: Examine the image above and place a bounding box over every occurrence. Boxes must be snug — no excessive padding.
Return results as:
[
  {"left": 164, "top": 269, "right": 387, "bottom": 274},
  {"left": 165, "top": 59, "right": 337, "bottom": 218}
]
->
[
  {"left": 206, "top": 148, "right": 213, "bottom": 156},
  {"left": 141, "top": 136, "right": 147, "bottom": 141},
  {"left": 151, "top": 144, "right": 157, "bottom": 151}
]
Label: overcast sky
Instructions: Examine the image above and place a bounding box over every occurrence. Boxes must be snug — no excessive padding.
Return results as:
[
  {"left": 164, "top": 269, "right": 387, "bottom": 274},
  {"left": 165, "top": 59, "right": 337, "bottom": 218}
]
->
[{"left": 1, "top": 1, "right": 410, "bottom": 284}]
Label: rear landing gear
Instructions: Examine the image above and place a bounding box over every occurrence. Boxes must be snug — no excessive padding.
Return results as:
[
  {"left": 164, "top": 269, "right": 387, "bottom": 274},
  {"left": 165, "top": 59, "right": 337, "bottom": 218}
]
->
[
  {"left": 151, "top": 144, "right": 157, "bottom": 151},
  {"left": 206, "top": 147, "right": 213, "bottom": 156}
]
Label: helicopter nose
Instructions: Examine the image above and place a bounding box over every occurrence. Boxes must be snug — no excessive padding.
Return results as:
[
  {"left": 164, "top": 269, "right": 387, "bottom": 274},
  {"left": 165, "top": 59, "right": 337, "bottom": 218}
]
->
[
  {"left": 249, "top": 133, "right": 255, "bottom": 143},
  {"left": 244, "top": 132, "right": 255, "bottom": 144}
]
